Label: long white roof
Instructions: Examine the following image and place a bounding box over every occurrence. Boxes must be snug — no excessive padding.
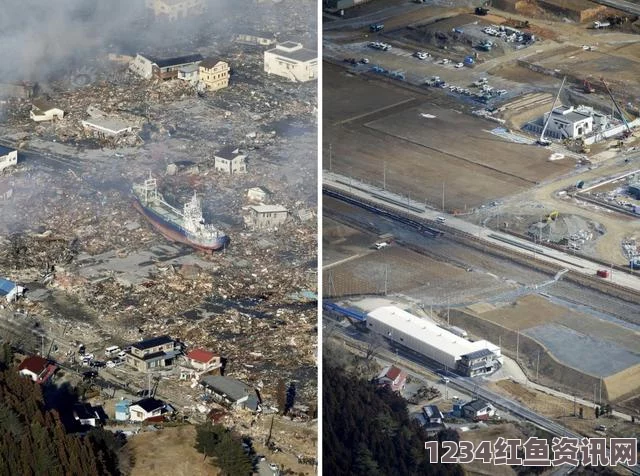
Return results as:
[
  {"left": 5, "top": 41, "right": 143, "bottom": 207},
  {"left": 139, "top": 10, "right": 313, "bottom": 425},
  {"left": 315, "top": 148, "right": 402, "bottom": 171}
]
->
[{"left": 367, "top": 306, "right": 498, "bottom": 358}]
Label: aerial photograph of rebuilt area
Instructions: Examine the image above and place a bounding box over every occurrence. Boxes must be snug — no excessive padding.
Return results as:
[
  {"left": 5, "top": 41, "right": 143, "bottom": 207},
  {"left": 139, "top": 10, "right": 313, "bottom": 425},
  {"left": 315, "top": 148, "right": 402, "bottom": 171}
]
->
[
  {"left": 322, "top": 0, "right": 640, "bottom": 474},
  {"left": 0, "top": 0, "right": 317, "bottom": 475}
]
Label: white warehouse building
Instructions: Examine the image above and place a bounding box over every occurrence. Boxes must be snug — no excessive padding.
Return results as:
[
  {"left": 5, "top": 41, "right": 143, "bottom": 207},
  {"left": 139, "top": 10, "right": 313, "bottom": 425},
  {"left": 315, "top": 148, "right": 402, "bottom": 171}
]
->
[{"left": 366, "top": 306, "right": 502, "bottom": 376}]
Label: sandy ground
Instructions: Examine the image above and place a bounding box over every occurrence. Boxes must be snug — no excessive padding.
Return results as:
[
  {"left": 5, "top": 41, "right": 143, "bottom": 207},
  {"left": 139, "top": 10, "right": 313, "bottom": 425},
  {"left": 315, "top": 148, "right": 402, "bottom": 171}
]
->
[{"left": 127, "top": 426, "right": 218, "bottom": 476}]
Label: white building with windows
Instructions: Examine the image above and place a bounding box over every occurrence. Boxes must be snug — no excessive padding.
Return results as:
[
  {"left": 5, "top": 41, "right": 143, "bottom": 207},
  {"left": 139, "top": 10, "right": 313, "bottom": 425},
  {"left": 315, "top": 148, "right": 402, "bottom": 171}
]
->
[
  {"left": 543, "top": 106, "right": 593, "bottom": 139},
  {"left": 0, "top": 146, "right": 18, "bottom": 172},
  {"left": 264, "top": 42, "right": 317, "bottom": 82}
]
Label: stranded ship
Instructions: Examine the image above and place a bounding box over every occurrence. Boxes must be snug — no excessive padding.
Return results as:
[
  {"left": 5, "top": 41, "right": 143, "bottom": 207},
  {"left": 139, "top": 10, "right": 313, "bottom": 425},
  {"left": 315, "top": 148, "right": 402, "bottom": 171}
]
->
[{"left": 132, "top": 175, "right": 229, "bottom": 252}]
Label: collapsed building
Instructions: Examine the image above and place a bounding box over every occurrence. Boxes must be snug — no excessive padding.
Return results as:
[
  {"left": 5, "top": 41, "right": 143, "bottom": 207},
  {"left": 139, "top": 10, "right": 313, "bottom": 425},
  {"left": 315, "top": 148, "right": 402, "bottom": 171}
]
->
[
  {"left": 145, "top": 0, "right": 206, "bottom": 21},
  {"left": 366, "top": 306, "right": 502, "bottom": 377},
  {"left": 0, "top": 146, "right": 18, "bottom": 172},
  {"left": 129, "top": 53, "right": 204, "bottom": 80}
]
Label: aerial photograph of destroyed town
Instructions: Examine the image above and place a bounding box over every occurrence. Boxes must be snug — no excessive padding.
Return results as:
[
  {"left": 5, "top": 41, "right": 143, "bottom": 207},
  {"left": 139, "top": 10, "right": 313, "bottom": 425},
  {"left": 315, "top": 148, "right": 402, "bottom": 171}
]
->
[
  {"left": 0, "top": 0, "right": 317, "bottom": 475},
  {"left": 322, "top": 0, "right": 640, "bottom": 474}
]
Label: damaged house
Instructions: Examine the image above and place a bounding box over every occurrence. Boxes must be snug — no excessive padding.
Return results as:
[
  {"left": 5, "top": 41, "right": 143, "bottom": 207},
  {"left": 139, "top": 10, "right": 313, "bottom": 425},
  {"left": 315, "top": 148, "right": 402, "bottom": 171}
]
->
[
  {"left": 200, "top": 376, "right": 261, "bottom": 412},
  {"left": 0, "top": 146, "right": 18, "bottom": 172},
  {"left": 264, "top": 42, "right": 317, "bottom": 82},
  {"left": 124, "top": 335, "right": 180, "bottom": 372},
  {"left": 234, "top": 31, "right": 277, "bottom": 47},
  {"left": 30, "top": 99, "right": 64, "bottom": 122},
  {"left": 129, "top": 53, "right": 203, "bottom": 81},
  {"left": 247, "top": 186, "right": 272, "bottom": 203},
  {"left": 198, "top": 58, "right": 230, "bottom": 92},
  {"left": 246, "top": 204, "right": 289, "bottom": 230},
  {"left": 180, "top": 348, "right": 221, "bottom": 379},
  {"left": 81, "top": 117, "right": 133, "bottom": 138},
  {"left": 0, "top": 277, "right": 24, "bottom": 302},
  {"left": 214, "top": 147, "right": 246, "bottom": 174}
]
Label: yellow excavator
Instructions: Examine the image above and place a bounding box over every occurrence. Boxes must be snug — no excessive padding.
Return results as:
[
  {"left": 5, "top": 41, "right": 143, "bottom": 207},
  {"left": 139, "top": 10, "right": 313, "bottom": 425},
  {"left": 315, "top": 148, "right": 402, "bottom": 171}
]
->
[{"left": 546, "top": 210, "right": 559, "bottom": 223}]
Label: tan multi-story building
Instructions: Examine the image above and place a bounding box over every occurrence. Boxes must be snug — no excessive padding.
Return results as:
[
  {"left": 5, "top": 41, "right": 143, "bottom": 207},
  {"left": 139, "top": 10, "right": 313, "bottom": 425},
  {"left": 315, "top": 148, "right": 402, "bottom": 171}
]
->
[
  {"left": 125, "top": 335, "right": 179, "bottom": 372},
  {"left": 199, "top": 58, "right": 230, "bottom": 92},
  {"left": 146, "top": 0, "right": 205, "bottom": 21}
]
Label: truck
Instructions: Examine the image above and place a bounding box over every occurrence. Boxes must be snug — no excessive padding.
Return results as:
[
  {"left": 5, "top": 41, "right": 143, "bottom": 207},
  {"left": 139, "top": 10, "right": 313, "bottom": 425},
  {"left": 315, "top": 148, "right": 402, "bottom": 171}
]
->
[
  {"left": 370, "top": 23, "right": 384, "bottom": 32},
  {"left": 596, "top": 269, "right": 610, "bottom": 278},
  {"left": 593, "top": 21, "right": 610, "bottom": 29}
]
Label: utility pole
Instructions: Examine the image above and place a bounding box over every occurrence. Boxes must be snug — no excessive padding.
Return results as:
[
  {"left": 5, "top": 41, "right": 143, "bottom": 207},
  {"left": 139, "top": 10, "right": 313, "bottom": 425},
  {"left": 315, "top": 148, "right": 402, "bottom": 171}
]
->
[
  {"left": 384, "top": 265, "right": 388, "bottom": 296},
  {"left": 329, "top": 143, "right": 332, "bottom": 172},
  {"left": 442, "top": 181, "right": 445, "bottom": 212},
  {"left": 536, "top": 350, "right": 540, "bottom": 381},
  {"left": 383, "top": 161, "right": 387, "bottom": 190},
  {"left": 599, "top": 377, "right": 602, "bottom": 405},
  {"left": 516, "top": 330, "right": 520, "bottom": 362},
  {"left": 447, "top": 297, "right": 450, "bottom": 326}
]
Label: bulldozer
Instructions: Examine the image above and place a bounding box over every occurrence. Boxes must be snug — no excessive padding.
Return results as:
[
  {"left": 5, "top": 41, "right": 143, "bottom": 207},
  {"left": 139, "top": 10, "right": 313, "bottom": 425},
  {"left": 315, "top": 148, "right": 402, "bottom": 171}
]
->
[{"left": 545, "top": 210, "right": 559, "bottom": 223}]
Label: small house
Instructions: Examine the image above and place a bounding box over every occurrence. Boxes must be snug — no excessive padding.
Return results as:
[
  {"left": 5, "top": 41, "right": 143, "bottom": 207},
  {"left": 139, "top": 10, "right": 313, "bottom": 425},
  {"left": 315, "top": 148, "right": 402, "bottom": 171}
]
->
[
  {"left": 73, "top": 403, "right": 102, "bottom": 427},
  {"left": 129, "top": 397, "right": 172, "bottom": 422},
  {"left": 0, "top": 146, "right": 18, "bottom": 172},
  {"left": 247, "top": 186, "right": 272, "bottom": 203},
  {"left": 181, "top": 348, "right": 221, "bottom": 377},
  {"left": 0, "top": 277, "right": 24, "bottom": 302},
  {"left": 462, "top": 399, "right": 495, "bottom": 421},
  {"left": 214, "top": 147, "right": 246, "bottom": 175},
  {"left": 422, "top": 405, "right": 444, "bottom": 425},
  {"left": 375, "top": 365, "right": 407, "bottom": 392},
  {"left": 81, "top": 117, "right": 132, "bottom": 138},
  {"left": 177, "top": 64, "right": 199, "bottom": 84},
  {"left": 18, "top": 355, "right": 57, "bottom": 384},
  {"left": 200, "top": 375, "right": 261, "bottom": 412},
  {"left": 246, "top": 205, "right": 289, "bottom": 230},
  {"left": 30, "top": 99, "right": 64, "bottom": 122}
]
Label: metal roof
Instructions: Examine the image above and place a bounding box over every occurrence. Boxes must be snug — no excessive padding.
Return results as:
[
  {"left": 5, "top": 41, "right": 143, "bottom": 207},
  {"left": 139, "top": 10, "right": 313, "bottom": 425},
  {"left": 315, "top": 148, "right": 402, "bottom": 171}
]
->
[
  {"left": 0, "top": 145, "right": 16, "bottom": 157},
  {"left": 152, "top": 54, "right": 203, "bottom": 68},
  {"left": 131, "top": 335, "right": 174, "bottom": 350},
  {"left": 267, "top": 45, "right": 317, "bottom": 63},
  {"left": 200, "top": 376, "right": 254, "bottom": 402},
  {"left": 0, "top": 278, "right": 17, "bottom": 296},
  {"left": 462, "top": 348, "right": 495, "bottom": 360},
  {"left": 367, "top": 306, "right": 499, "bottom": 360}
]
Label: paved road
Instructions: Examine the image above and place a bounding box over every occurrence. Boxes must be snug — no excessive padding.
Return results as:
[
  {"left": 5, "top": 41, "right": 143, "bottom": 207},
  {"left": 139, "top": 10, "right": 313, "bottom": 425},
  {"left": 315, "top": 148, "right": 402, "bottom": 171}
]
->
[
  {"left": 591, "top": 0, "right": 640, "bottom": 15},
  {"left": 324, "top": 171, "right": 640, "bottom": 292}
]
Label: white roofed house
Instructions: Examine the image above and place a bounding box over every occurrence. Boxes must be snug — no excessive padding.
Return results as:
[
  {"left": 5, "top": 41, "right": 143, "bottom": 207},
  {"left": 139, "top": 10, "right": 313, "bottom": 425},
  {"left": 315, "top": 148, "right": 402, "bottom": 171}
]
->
[
  {"left": 247, "top": 186, "right": 272, "bottom": 203},
  {"left": 177, "top": 64, "right": 199, "bottom": 84},
  {"left": 214, "top": 146, "right": 246, "bottom": 175},
  {"left": 246, "top": 205, "right": 289, "bottom": 230},
  {"left": 30, "top": 99, "right": 64, "bottom": 122},
  {"left": 264, "top": 42, "right": 317, "bottom": 82},
  {"left": 0, "top": 146, "right": 18, "bottom": 172},
  {"left": 81, "top": 117, "right": 133, "bottom": 138}
]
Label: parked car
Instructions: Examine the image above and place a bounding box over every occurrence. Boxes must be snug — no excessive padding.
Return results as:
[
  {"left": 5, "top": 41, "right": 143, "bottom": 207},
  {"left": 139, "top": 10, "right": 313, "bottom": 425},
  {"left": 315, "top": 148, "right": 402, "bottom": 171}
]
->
[
  {"left": 90, "top": 360, "right": 106, "bottom": 368},
  {"left": 455, "top": 62, "right": 464, "bottom": 68}
]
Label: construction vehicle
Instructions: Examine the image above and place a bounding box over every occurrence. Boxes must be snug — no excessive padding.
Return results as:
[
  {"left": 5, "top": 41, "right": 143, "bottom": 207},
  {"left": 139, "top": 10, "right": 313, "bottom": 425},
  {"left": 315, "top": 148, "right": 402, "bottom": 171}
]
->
[
  {"left": 545, "top": 210, "right": 559, "bottom": 222},
  {"left": 538, "top": 76, "right": 566, "bottom": 146},
  {"left": 583, "top": 80, "right": 595, "bottom": 94},
  {"left": 601, "top": 78, "right": 633, "bottom": 139}
]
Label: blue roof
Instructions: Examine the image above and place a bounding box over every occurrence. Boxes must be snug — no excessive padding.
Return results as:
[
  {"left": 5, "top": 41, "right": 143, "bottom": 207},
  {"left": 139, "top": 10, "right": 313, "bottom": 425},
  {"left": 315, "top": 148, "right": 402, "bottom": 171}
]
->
[
  {"left": 0, "top": 145, "right": 15, "bottom": 156},
  {"left": 0, "top": 278, "right": 17, "bottom": 296}
]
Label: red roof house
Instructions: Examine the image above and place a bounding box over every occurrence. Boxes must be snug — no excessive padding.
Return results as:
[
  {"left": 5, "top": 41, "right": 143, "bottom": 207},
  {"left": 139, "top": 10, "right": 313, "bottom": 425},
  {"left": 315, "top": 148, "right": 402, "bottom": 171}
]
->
[
  {"left": 376, "top": 365, "right": 407, "bottom": 392},
  {"left": 184, "top": 348, "right": 221, "bottom": 373},
  {"left": 18, "top": 355, "right": 57, "bottom": 384}
]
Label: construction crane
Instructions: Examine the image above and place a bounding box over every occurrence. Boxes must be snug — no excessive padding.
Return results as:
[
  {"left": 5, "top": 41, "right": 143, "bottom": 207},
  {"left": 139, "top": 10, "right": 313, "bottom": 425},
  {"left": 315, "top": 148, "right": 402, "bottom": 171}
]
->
[
  {"left": 601, "top": 77, "right": 632, "bottom": 138},
  {"left": 538, "top": 76, "right": 566, "bottom": 146}
]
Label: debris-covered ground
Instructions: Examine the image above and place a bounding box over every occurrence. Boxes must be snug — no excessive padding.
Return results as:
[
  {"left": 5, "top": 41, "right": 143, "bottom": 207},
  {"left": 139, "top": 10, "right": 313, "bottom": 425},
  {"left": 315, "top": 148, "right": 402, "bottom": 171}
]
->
[{"left": 0, "top": 0, "right": 317, "bottom": 465}]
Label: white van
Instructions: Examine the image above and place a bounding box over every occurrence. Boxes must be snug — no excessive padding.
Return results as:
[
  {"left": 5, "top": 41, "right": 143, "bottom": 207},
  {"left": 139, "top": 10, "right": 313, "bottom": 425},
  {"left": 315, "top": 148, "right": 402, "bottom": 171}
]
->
[
  {"left": 105, "top": 345, "right": 121, "bottom": 357},
  {"left": 436, "top": 216, "right": 446, "bottom": 223}
]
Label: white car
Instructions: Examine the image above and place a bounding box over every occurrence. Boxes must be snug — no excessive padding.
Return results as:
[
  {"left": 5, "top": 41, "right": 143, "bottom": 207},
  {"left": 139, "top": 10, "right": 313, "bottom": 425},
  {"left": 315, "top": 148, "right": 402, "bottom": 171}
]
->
[
  {"left": 440, "top": 58, "right": 450, "bottom": 64},
  {"left": 106, "top": 360, "right": 116, "bottom": 368},
  {"left": 455, "top": 62, "right": 464, "bottom": 68},
  {"left": 374, "top": 242, "right": 389, "bottom": 250}
]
